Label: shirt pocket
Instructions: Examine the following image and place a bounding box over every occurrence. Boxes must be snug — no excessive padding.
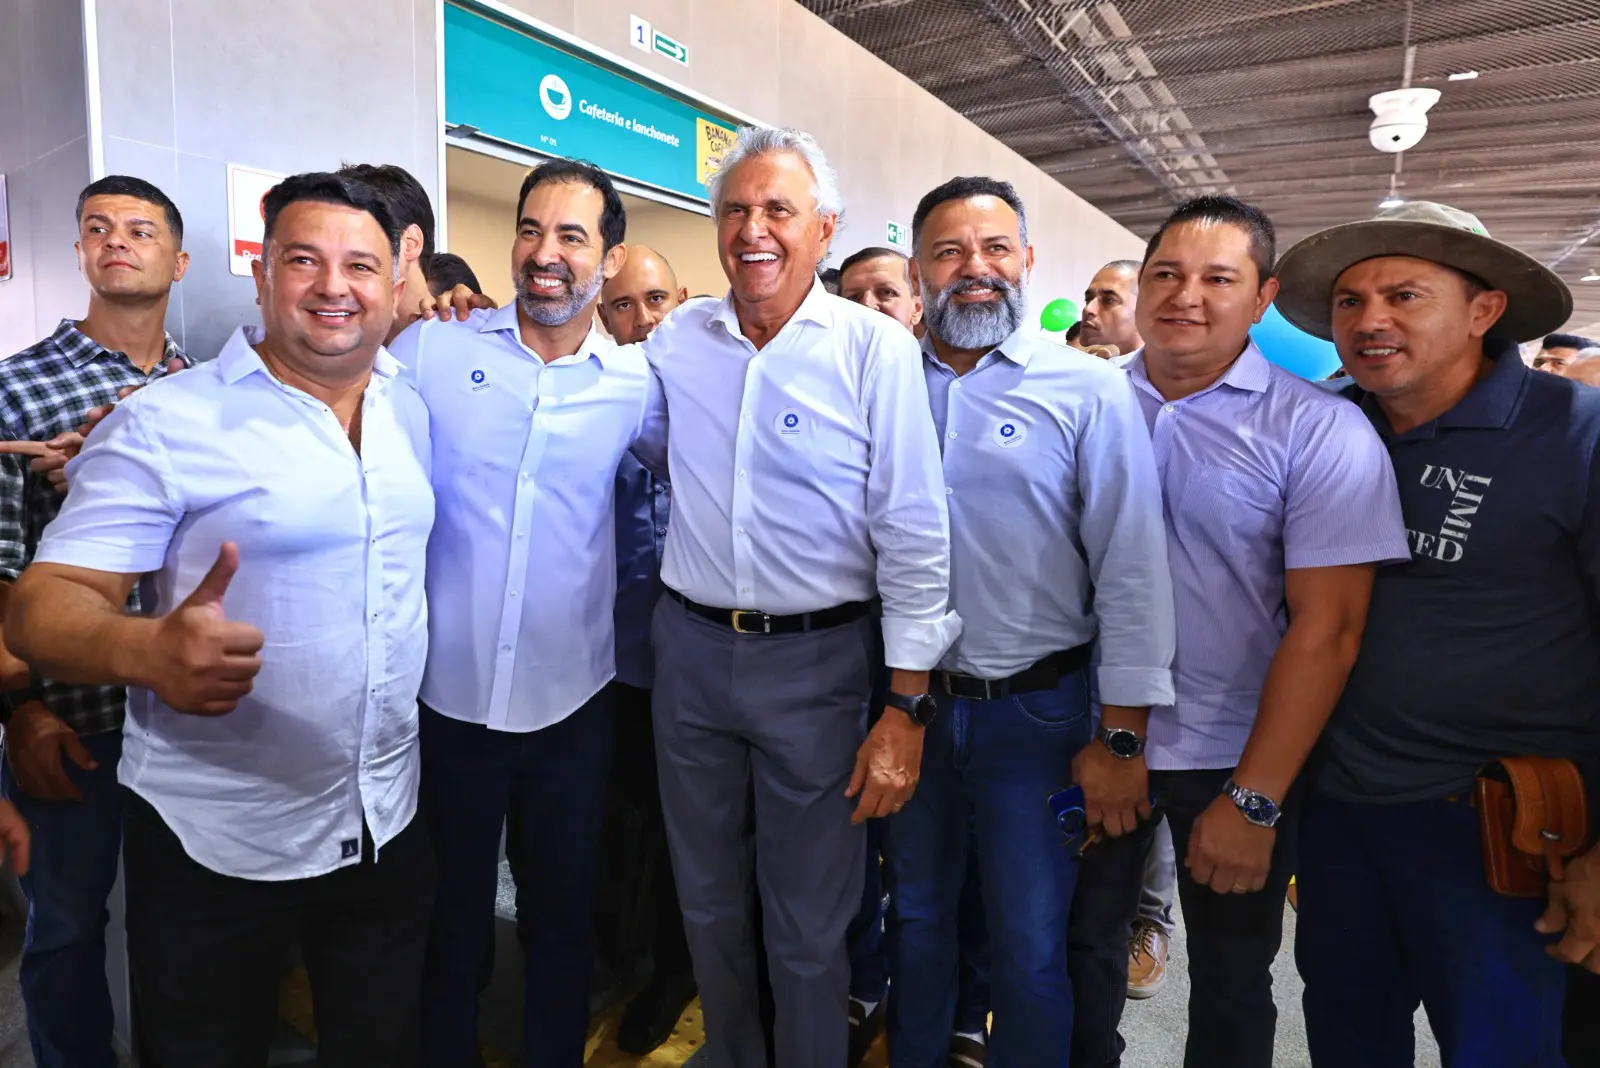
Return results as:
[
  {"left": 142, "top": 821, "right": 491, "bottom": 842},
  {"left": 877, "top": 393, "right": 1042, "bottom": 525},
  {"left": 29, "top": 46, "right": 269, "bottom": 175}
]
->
[{"left": 1174, "top": 464, "right": 1282, "bottom": 556}]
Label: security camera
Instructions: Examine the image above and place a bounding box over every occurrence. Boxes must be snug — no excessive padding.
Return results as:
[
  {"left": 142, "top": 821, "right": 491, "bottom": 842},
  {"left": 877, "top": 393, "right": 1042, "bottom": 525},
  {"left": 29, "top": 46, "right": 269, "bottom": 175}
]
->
[{"left": 1368, "top": 88, "right": 1441, "bottom": 153}]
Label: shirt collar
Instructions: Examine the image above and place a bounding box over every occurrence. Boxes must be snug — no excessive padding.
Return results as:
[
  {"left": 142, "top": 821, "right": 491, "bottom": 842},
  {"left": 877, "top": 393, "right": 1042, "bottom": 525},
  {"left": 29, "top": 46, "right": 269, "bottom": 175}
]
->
[
  {"left": 1358, "top": 336, "right": 1526, "bottom": 436},
  {"left": 1123, "top": 338, "right": 1271, "bottom": 398},
  {"left": 217, "top": 325, "right": 402, "bottom": 385},
  {"left": 708, "top": 278, "right": 835, "bottom": 339},
  {"left": 919, "top": 323, "right": 1038, "bottom": 371},
  {"left": 54, "top": 318, "right": 183, "bottom": 370},
  {"left": 478, "top": 304, "right": 613, "bottom": 367}
]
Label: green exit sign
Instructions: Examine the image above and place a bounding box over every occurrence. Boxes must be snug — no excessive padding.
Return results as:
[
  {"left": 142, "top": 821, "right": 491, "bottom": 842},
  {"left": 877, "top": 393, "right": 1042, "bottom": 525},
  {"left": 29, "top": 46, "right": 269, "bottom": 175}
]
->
[
  {"left": 654, "top": 31, "right": 688, "bottom": 65},
  {"left": 886, "top": 220, "right": 908, "bottom": 247}
]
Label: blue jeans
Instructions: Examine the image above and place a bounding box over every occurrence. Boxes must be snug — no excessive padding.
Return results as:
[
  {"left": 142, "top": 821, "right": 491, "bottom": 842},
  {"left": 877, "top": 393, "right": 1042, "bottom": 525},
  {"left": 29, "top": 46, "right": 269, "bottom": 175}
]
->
[
  {"left": 884, "top": 671, "right": 1091, "bottom": 1068},
  {"left": 419, "top": 694, "right": 613, "bottom": 1068},
  {"left": 0, "top": 728, "right": 124, "bottom": 1068},
  {"left": 1297, "top": 791, "right": 1569, "bottom": 1067}
]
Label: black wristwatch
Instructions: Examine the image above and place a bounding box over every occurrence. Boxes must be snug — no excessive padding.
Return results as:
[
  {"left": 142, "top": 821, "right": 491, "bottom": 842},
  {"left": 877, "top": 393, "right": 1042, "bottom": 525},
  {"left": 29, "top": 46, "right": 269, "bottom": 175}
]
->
[
  {"left": 1096, "top": 725, "right": 1146, "bottom": 760},
  {"left": 885, "top": 691, "right": 938, "bottom": 727}
]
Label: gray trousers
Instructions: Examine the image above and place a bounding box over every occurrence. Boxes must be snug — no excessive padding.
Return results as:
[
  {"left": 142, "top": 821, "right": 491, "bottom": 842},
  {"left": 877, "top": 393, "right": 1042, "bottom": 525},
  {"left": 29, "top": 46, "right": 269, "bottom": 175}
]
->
[
  {"left": 652, "top": 594, "right": 873, "bottom": 1068},
  {"left": 1136, "top": 815, "right": 1176, "bottom": 934}
]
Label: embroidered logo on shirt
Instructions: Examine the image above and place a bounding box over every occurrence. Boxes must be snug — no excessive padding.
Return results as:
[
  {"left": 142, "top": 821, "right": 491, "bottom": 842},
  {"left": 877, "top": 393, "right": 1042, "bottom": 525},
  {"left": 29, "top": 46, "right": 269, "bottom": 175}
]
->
[
  {"left": 775, "top": 408, "right": 803, "bottom": 436},
  {"left": 470, "top": 369, "right": 488, "bottom": 392},
  {"left": 340, "top": 839, "right": 359, "bottom": 859},
  {"left": 992, "top": 420, "right": 1027, "bottom": 448},
  {"left": 1409, "top": 464, "right": 1492, "bottom": 563}
]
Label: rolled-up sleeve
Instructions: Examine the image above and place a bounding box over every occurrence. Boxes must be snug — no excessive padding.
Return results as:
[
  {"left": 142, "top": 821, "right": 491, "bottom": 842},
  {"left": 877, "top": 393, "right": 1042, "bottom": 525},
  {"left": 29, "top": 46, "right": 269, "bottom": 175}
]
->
[
  {"left": 32, "top": 401, "right": 180, "bottom": 576},
  {"left": 1076, "top": 374, "right": 1176, "bottom": 707},
  {"left": 863, "top": 330, "right": 961, "bottom": 670}
]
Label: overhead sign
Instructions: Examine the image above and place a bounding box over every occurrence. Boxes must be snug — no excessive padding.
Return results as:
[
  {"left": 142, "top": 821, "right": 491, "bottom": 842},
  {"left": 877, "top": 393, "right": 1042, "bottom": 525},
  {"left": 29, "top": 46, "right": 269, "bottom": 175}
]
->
[
  {"left": 628, "top": 14, "right": 689, "bottom": 66},
  {"left": 886, "top": 220, "right": 909, "bottom": 248},
  {"left": 0, "top": 174, "right": 10, "bottom": 284},
  {"left": 226, "top": 164, "right": 286, "bottom": 277},
  {"left": 445, "top": 4, "right": 733, "bottom": 203}
]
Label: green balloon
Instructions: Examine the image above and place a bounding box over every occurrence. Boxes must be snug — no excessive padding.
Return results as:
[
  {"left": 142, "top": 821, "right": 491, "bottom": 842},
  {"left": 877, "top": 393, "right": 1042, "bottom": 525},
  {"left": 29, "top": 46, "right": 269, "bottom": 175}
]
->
[{"left": 1040, "top": 298, "right": 1080, "bottom": 333}]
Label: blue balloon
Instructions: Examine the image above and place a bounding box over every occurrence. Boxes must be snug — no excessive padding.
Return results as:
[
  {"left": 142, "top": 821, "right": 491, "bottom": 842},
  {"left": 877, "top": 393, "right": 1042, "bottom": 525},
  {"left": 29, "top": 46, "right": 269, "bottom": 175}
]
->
[{"left": 1252, "top": 304, "right": 1341, "bottom": 381}]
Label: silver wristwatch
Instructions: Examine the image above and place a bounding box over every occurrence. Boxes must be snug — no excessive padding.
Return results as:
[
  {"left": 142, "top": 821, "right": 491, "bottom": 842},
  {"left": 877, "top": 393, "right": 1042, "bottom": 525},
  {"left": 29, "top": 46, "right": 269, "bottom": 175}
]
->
[{"left": 1223, "top": 778, "right": 1282, "bottom": 829}]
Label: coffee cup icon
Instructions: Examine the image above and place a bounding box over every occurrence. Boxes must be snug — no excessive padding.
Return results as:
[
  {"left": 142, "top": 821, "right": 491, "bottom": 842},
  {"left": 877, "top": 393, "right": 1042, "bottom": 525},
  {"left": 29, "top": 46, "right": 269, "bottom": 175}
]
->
[{"left": 539, "top": 74, "right": 573, "bottom": 121}]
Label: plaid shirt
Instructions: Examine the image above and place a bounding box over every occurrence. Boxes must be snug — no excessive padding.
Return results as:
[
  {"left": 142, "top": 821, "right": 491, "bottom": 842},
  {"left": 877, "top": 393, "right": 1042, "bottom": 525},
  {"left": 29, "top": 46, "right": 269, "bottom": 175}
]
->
[{"left": 0, "top": 319, "right": 190, "bottom": 735}]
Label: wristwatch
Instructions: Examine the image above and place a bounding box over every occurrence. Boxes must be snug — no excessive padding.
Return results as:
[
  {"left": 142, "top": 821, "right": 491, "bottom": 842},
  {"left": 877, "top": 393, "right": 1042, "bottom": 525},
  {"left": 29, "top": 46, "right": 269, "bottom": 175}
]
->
[
  {"left": 884, "top": 691, "right": 938, "bottom": 727},
  {"left": 1096, "top": 725, "right": 1146, "bottom": 760},
  {"left": 1223, "top": 778, "right": 1282, "bottom": 828}
]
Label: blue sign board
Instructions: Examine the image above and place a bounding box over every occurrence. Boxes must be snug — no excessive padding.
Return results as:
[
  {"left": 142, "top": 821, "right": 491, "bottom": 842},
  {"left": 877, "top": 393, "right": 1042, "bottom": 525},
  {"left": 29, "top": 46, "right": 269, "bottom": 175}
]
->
[{"left": 443, "top": 4, "right": 739, "bottom": 202}]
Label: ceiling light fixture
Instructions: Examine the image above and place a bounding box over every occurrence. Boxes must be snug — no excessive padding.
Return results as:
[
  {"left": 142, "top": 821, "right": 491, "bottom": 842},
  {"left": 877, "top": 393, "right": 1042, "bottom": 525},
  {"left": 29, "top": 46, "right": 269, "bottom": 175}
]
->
[
  {"left": 1379, "top": 175, "right": 1404, "bottom": 210},
  {"left": 1448, "top": 70, "right": 1480, "bottom": 81},
  {"left": 1583, "top": 269, "right": 1600, "bottom": 283}
]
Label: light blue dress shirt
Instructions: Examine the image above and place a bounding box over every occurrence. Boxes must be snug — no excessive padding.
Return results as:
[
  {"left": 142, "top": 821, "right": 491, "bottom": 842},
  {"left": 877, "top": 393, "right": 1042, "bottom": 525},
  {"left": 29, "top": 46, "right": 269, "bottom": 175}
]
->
[
  {"left": 612, "top": 455, "right": 669, "bottom": 690},
  {"left": 388, "top": 307, "right": 666, "bottom": 733},
  {"left": 922, "top": 326, "right": 1176, "bottom": 708},
  {"left": 1120, "top": 341, "right": 1410, "bottom": 770}
]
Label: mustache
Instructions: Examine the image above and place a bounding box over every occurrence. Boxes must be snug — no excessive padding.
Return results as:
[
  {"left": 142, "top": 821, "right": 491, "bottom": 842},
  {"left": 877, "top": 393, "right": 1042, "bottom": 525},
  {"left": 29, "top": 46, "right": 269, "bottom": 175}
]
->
[
  {"left": 520, "top": 260, "right": 574, "bottom": 284},
  {"left": 944, "top": 275, "right": 1013, "bottom": 297}
]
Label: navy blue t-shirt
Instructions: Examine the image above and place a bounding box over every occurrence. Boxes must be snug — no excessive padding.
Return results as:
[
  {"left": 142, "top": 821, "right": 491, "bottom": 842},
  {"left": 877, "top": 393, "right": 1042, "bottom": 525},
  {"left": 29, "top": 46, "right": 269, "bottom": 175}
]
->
[{"left": 1316, "top": 340, "right": 1600, "bottom": 802}]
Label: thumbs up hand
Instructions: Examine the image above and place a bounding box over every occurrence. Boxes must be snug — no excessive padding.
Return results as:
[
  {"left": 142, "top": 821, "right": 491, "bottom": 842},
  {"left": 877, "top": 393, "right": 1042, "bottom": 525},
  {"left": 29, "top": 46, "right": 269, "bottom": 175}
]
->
[{"left": 149, "top": 542, "right": 265, "bottom": 715}]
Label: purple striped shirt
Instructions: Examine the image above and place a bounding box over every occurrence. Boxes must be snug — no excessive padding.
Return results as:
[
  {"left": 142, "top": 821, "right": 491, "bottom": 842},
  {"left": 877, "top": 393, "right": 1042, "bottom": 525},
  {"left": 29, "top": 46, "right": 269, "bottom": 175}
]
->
[{"left": 1122, "top": 341, "right": 1410, "bottom": 770}]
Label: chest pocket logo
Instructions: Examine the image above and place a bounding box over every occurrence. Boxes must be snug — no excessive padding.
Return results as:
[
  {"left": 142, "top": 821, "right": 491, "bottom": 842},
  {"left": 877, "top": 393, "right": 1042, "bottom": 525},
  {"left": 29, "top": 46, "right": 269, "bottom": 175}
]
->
[
  {"left": 775, "top": 408, "right": 804, "bottom": 437},
  {"left": 992, "top": 419, "right": 1027, "bottom": 448},
  {"left": 470, "top": 369, "right": 489, "bottom": 392}
]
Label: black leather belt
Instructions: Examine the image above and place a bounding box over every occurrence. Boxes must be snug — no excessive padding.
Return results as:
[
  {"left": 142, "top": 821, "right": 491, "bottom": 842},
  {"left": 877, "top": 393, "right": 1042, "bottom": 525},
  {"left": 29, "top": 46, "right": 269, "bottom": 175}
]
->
[
  {"left": 937, "top": 645, "right": 1092, "bottom": 700},
  {"left": 669, "top": 591, "right": 870, "bottom": 635}
]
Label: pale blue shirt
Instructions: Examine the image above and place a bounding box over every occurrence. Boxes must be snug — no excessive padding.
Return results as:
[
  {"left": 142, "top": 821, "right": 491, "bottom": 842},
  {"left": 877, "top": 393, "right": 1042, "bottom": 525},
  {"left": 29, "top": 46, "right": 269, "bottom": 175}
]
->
[
  {"left": 36, "top": 326, "right": 434, "bottom": 880},
  {"left": 644, "top": 281, "right": 959, "bottom": 670},
  {"left": 1121, "top": 341, "right": 1411, "bottom": 770},
  {"left": 388, "top": 308, "right": 665, "bottom": 733},
  {"left": 923, "top": 327, "right": 1175, "bottom": 705},
  {"left": 612, "top": 455, "right": 669, "bottom": 689}
]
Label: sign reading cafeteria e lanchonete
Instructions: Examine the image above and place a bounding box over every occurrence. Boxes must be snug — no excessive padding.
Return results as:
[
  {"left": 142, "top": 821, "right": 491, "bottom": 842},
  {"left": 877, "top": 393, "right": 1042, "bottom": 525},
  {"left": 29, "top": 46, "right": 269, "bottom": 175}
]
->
[
  {"left": 444, "top": 4, "right": 738, "bottom": 204},
  {"left": 227, "top": 163, "right": 287, "bottom": 278},
  {"left": 0, "top": 174, "right": 11, "bottom": 284}
]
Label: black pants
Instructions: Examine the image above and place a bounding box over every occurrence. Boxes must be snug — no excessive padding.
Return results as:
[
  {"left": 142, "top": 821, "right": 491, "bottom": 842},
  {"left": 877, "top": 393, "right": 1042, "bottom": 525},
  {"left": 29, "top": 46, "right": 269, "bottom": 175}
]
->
[
  {"left": 593, "top": 681, "right": 693, "bottom": 980},
  {"left": 1569, "top": 964, "right": 1600, "bottom": 1065},
  {"left": 1068, "top": 768, "right": 1299, "bottom": 1068},
  {"left": 123, "top": 790, "right": 435, "bottom": 1068}
]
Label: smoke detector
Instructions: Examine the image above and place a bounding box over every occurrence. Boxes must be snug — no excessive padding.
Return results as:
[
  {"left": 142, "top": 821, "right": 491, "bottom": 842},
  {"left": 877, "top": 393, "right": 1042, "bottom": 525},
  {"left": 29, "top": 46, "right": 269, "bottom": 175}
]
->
[{"left": 1368, "top": 87, "right": 1441, "bottom": 153}]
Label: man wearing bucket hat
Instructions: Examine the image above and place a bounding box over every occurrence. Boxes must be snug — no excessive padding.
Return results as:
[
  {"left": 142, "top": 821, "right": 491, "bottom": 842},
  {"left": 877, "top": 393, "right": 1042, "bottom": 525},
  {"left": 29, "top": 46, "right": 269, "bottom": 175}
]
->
[{"left": 1275, "top": 201, "right": 1600, "bottom": 1066}]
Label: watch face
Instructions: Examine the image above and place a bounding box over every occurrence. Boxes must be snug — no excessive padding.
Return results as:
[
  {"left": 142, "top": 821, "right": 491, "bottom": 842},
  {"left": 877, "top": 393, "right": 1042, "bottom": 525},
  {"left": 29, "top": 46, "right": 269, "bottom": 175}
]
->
[
  {"left": 1103, "top": 728, "right": 1141, "bottom": 758},
  {"left": 1238, "top": 791, "right": 1278, "bottom": 826},
  {"left": 912, "top": 694, "right": 939, "bottom": 726}
]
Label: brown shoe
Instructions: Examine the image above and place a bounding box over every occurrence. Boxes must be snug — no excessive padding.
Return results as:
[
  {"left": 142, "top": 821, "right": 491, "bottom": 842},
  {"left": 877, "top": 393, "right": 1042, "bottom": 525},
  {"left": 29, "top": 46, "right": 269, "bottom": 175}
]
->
[{"left": 1126, "top": 919, "right": 1169, "bottom": 1000}]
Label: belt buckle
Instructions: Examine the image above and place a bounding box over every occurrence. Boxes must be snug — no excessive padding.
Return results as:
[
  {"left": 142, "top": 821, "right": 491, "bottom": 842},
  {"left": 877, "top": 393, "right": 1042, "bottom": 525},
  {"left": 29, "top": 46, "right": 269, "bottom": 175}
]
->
[{"left": 731, "top": 610, "right": 770, "bottom": 635}]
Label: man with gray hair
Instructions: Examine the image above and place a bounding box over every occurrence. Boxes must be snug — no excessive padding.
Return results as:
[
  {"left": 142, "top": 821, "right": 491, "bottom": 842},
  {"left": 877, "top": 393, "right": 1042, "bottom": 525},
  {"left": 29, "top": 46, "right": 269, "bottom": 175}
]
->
[
  {"left": 643, "top": 127, "right": 958, "bottom": 1068},
  {"left": 1565, "top": 346, "right": 1600, "bottom": 387},
  {"left": 883, "top": 175, "right": 1175, "bottom": 1066}
]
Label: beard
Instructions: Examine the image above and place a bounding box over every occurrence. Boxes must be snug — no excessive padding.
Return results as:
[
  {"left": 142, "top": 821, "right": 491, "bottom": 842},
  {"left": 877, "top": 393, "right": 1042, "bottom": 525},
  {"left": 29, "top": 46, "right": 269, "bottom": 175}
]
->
[
  {"left": 921, "top": 274, "right": 1026, "bottom": 351},
  {"left": 513, "top": 259, "right": 603, "bottom": 327}
]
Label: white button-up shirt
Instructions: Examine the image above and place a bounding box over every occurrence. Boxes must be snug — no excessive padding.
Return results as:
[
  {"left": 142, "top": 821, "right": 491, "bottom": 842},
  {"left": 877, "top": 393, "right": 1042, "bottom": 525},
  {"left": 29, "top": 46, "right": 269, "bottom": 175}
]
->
[
  {"left": 644, "top": 281, "right": 959, "bottom": 670},
  {"left": 35, "top": 326, "right": 434, "bottom": 881},
  {"left": 924, "top": 328, "right": 1176, "bottom": 705},
  {"left": 388, "top": 309, "right": 663, "bottom": 732}
]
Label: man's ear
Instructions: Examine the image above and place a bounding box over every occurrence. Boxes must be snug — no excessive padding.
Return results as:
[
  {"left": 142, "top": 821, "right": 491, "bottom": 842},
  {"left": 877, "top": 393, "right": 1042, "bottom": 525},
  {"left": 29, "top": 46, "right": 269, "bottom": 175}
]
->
[
  {"left": 172, "top": 250, "right": 191, "bottom": 284},
  {"left": 603, "top": 243, "right": 627, "bottom": 281},
  {"left": 401, "top": 224, "right": 425, "bottom": 268}
]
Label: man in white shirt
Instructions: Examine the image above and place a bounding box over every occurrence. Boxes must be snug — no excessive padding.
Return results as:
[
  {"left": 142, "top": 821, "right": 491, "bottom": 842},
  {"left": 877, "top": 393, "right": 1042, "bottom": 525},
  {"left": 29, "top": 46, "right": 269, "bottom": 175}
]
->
[
  {"left": 883, "top": 177, "right": 1176, "bottom": 1068},
  {"left": 385, "top": 159, "right": 663, "bottom": 1068},
  {"left": 2, "top": 172, "right": 436, "bottom": 1065},
  {"left": 644, "top": 126, "right": 958, "bottom": 1068}
]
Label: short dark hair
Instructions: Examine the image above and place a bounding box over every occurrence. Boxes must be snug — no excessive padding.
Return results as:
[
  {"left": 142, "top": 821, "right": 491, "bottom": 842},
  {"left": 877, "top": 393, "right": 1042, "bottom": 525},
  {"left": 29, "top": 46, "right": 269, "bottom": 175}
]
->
[
  {"left": 261, "top": 172, "right": 403, "bottom": 266},
  {"left": 1143, "top": 194, "right": 1276, "bottom": 284},
  {"left": 76, "top": 175, "right": 184, "bottom": 248},
  {"left": 819, "top": 267, "right": 841, "bottom": 294},
  {"left": 425, "top": 252, "right": 482, "bottom": 298},
  {"left": 838, "top": 246, "right": 909, "bottom": 280},
  {"left": 1545, "top": 333, "right": 1597, "bottom": 351},
  {"left": 912, "top": 176, "right": 1028, "bottom": 254},
  {"left": 515, "top": 159, "right": 626, "bottom": 252},
  {"left": 1065, "top": 321, "right": 1083, "bottom": 343},
  {"left": 337, "top": 163, "right": 435, "bottom": 260}
]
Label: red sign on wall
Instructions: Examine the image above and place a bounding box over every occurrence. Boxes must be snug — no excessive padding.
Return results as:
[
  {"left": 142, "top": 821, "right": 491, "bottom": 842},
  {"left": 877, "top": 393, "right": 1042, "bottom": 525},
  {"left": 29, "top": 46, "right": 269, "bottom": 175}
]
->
[{"left": 227, "top": 164, "right": 285, "bottom": 277}]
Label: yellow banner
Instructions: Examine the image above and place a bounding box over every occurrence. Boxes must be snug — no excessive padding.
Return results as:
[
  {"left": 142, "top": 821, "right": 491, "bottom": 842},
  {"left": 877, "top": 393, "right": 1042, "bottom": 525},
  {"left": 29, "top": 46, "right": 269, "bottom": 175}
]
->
[{"left": 696, "top": 118, "right": 738, "bottom": 187}]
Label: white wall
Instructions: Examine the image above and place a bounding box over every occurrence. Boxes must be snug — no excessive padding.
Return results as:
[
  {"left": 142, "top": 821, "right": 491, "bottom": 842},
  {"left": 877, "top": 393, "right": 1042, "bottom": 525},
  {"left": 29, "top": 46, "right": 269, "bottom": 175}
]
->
[{"left": 0, "top": 0, "right": 94, "bottom": 360}]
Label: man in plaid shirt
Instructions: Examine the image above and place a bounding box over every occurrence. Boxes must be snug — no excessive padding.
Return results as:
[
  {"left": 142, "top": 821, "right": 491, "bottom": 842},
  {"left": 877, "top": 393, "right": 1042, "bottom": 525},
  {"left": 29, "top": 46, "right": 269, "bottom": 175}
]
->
[{"left": 0, "top": 175, "right": 190, "bottom": 1068}]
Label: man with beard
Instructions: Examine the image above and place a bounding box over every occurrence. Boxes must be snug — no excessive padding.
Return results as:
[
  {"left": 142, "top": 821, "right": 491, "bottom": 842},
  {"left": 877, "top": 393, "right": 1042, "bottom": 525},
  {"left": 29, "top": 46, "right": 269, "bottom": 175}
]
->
[
  {"left": 642, "top": 127, "right": 957, "bottom": 1068},
  {"left": 1080, "top": 260, "right": 1143, "bottom": 356},
  {"left": 882, "top": 176, "right": 1175, "bottom": 1068},
  {"left": 4, "top": 172, "right": 437, "bottom": 1064},
  {"left": 591, "top": 246, "right": 697, "bottom": 1054},
  {"left": 387, "top": 159, "right": 665, "bottom": 1068}
]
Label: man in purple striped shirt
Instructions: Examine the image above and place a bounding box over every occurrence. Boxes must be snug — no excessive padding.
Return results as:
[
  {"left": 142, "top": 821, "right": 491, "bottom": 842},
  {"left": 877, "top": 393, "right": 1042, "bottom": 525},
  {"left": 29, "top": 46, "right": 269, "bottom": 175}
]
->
[{"left": 1068, "top": 195, "right": 1410, "bottom": 1068}]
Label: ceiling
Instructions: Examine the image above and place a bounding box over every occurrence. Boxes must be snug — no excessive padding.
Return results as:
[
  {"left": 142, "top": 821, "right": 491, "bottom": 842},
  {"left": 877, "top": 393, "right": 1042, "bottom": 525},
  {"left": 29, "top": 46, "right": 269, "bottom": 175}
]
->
[{"left": 799, "top": 0, "right": 1600, "bottom": 333}]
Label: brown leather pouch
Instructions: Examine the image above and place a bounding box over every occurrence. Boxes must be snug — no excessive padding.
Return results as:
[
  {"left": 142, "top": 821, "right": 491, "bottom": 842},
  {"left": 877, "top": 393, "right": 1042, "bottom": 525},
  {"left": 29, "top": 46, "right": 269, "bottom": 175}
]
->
[{"left": 1475, "top": 756, "right": 1590, "bottom": 897}]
